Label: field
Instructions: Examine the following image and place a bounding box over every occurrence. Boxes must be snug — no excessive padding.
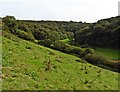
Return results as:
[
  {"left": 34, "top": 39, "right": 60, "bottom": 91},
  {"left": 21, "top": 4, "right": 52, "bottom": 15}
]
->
[
  {"left": 94, "top": 48, "right": 119, "bottom": 60},
  {"left": 2, "top": 36, "right": 118, "bottom": 90}
]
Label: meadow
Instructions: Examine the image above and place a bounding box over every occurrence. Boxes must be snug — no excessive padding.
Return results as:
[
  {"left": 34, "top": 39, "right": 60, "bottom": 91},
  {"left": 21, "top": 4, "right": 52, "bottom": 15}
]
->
[
  {"left": 2, "top": 36, "right": 118, "bottom": 90},
  {"left": 94, "top": 48, "right": 119, "bottom": 60}
]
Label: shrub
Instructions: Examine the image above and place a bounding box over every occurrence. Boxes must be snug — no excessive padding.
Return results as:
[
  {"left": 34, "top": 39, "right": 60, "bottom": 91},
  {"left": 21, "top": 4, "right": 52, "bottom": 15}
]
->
[
  {"left": 84, "top": 54, "right": 108, "bottom": 64},
  {"left": 3, "top": 31, "right": 13, "bottom": 39},
  {"left": 51, "top": 41, "right": 66, "bottom": 52},
  {"left": 18, "top": 24, "right": 29, "bottom": 32},
  {"left": 71, "top": 47, "right": 94, "bottom": 58},
  {"left": 63, "top": 44, "right": 72, "bottom": 53},
  {"left": 70, "top": 46, "right": 83, "bottom": 55},
  {"left": 38, "top": 39, "right": 53, "bottom": 47},
  {"left": 3, "top": 16, "right": 18, "bottom": 32},
  {"left": 38, "top": 39, "right": 94, "bottom": 59},
  {"left": 85, "top": 54, "right": 120, "bottom": 72},
  {"left": 84, "top": 48, "right": 94, "bottom": 54},
  {"left": 52, "top": 41, "right": 93, "bottom": 57},
  {"left": 17, "top": 30, "right": 35, "bottom": 41},
  {"left": 104, "top": 60, "right": 120, "bottom": 72},
  {"left": 48, "top": 31, "right": 60, "bottom": 42}
]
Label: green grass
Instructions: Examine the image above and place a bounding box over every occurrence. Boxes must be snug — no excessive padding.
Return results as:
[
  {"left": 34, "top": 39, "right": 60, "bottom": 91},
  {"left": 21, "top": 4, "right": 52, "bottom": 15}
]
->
[
  {"left": 94, "top": 48, "right": 120, "bottom": 60},
  {"left": 60, "top": 38, "right": 71, "bottom": 44},
  {"left": 2, "top": 36, "right": 119, "bottom": 90},
  {"left": 0, "top": 35, "right": 2, "bottom": 91}
]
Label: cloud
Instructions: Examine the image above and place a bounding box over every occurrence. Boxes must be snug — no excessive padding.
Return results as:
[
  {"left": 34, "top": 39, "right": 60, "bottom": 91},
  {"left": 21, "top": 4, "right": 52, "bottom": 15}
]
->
[{"left": 0, "top": 0, "right": 119, "bottom": 22}]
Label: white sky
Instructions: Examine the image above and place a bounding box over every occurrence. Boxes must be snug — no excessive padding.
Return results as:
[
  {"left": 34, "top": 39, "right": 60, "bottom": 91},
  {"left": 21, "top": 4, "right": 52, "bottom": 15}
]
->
[{"left": 0, "top": 0, "right": 119, "bottom": 23}]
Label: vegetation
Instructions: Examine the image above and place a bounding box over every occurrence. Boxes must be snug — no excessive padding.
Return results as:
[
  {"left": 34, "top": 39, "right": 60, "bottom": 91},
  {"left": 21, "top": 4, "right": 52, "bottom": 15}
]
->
[
  {"left": 94, "top": 47, "right": 120, "bottom": 60},
  {"left": 1, "top": 15, "right": 120, "bottom": 90},
  {"left": 74, "top": 16, "right": 120, "bottom": 49},
  {"left": 2, "top": 36, "right": 118, "bottom": 90}
]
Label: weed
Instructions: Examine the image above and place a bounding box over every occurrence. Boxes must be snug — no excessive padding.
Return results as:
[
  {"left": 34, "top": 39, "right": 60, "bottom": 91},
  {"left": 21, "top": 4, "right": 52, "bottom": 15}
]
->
[{"left": 45, "top": 59, "right": 51, "bottom": 71}]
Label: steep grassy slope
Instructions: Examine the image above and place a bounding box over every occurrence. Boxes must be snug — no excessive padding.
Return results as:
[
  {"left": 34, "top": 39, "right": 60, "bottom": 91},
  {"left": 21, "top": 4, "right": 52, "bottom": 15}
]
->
[{"left": 2, "top": 36, "right": 118, "bottom": 90}]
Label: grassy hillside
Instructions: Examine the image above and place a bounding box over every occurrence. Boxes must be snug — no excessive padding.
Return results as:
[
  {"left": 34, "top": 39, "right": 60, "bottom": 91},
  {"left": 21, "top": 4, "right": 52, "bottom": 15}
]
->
[{"left": 2, "top": 36, "right": 118, "bottom": 90}]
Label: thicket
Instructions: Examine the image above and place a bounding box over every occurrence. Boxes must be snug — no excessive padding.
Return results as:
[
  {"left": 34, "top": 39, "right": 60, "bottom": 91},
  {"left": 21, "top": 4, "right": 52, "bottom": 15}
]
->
[{"left": 74, "top": 16, "right": 120, "bottom": 49}]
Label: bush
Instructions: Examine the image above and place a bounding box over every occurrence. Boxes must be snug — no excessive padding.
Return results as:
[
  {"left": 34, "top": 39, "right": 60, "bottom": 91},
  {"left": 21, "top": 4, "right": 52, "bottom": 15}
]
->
[
  {"left": 85, "top": 54, "right": 120, "bottom": 72},
  {"left": 70, "top": 46, "right": 83, "bottom": 55},
  {"left": 63, "top": 44, "right": 72, "bottom": 53},
  {"left": 17, "top": 30, "right": 35, "bottom": 41},
  {"left": 84, "top": 48, "right": 94, "bottom": 54},
  {"left": 48, "top": 31, "right": 60, "bottom": 42},
  {"left": 38, "top": 39, "right": 53, "bottom": 47},
  {"left": 3, "top": 16, "right": 18, "bottom": 32},
  {"left": 103, "top": 60, "right": 120, "bottom": 72},
  {"left": 18, "top": 24, "right": 29, "bottom": 32},
  {"left": 52, "top": 41, "right": 92, "bottom": 57},
  {"left": 38, "top": 40, "right": 94, "bottom": 59},
  {"left": 51, "top": 41, "right": 66, "bottom": 52},
  {"left": 84, "top": 54, "right": 108, "bottom": 64},
  {"left": 51, "top": 41, "right": 79, "bottom": 54}
]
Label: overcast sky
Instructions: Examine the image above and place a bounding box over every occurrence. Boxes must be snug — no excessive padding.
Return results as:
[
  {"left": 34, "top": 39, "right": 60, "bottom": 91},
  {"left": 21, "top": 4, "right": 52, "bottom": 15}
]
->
[{"left": 0, "top": 0, "right": 119, "bottom": 23}]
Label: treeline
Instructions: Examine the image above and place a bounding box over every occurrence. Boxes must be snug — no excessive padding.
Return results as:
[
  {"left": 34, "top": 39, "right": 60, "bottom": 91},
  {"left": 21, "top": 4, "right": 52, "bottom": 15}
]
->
[
  {"left": 74, "top": 16, "right": 120, "bottom": 49},
  {"left": 2, "top": 16, "right": 72, "bottom": 42},
  {"left": 2, "top": 16, "right": 94, "bottom": 57}
]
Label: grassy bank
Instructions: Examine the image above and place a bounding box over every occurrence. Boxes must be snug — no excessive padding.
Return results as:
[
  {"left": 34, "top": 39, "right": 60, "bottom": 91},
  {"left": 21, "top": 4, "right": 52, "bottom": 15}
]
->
[{"left": 2, "top": 37, "right": 118, "bottom": 90}]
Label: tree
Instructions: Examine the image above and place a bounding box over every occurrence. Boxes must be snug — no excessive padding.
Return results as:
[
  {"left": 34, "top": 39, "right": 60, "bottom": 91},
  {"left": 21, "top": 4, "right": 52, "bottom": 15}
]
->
[
  {"left": 48, "top": 31, "right": 60, "bottom": 42},
  {"left": 3, "top": 16, "right": 18, "bottom": 33}
]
